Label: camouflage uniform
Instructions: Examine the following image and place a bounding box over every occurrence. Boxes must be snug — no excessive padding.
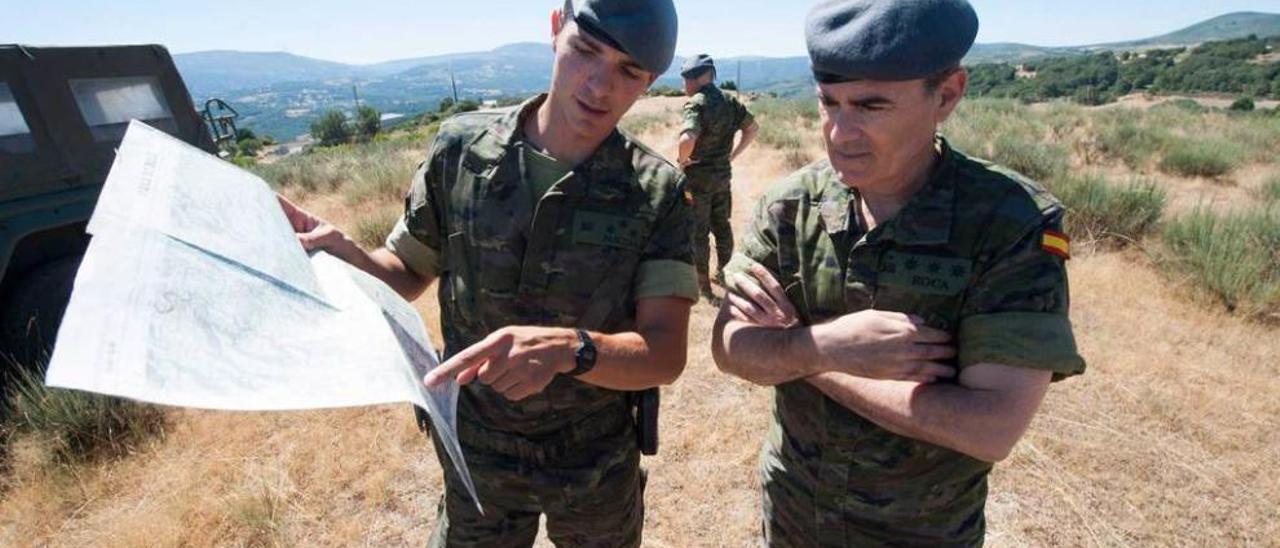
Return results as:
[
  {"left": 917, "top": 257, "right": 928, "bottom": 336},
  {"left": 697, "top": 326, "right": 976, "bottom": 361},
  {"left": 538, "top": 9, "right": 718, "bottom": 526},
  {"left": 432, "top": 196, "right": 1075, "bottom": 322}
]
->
[
  {"left": 385, "top": 95, "right": 697, "bottom": 547},
  {"left": 681, "top": 83, "right": 754, "bottom": 290},
  {"left": 725, "top": 139, "right": 1086, "bottom": 547}
]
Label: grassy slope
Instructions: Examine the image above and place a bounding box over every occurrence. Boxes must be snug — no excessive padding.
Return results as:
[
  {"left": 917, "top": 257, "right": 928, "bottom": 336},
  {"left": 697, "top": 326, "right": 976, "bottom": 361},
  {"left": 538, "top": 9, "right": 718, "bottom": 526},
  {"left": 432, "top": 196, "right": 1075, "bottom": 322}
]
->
[{"left": 2, "top": 98, "right": 1278, "bottom": 547}]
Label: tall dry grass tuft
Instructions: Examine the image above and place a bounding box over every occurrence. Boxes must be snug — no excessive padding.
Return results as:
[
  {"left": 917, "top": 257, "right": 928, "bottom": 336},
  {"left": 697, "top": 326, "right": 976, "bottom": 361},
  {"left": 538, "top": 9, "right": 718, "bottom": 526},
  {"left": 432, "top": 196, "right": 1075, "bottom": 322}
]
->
[
  {"left": 1157, "top": 138, "right": 1245, "bottom": 179},
  {"left": 352, "top": 205, "right": 403, "bottom": 250},
  {"left": 2, "top": 363, "right": 165, "bottom": 468},
  {"left": 1048, "top": 173, "right": 1167, "bottom": 248},
  {"left": 1261, "top": 176, "right": 1280, "bottom": 203},
  {"left": 1161, "top": 206, "right": 1280, "bottom": 320},
  {"left": 253, "top": 135, "right": 431, "bottom": 200},
  {"left": 620, "top": 113, "right": 670, "bottom": 135}
]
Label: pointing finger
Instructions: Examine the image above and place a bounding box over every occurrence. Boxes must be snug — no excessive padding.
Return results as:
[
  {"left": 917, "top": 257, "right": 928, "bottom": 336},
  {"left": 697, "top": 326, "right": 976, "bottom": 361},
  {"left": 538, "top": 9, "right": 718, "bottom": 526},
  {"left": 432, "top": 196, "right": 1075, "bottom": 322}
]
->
[{"left": 426, "top": 333, "right": 511, "bottom": 387}]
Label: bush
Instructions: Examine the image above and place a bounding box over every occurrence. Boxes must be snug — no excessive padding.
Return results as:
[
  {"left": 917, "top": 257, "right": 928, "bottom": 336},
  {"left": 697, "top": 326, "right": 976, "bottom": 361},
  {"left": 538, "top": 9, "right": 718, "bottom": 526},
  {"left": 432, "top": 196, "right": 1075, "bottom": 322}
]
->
[
  {"left": 989, "top": 136, "right": 1068, "bottom": 181},
  {"left": 4, "top": 364, "right": 165, "bottom": 464},
  {"left": 1093, "top": 115, "right": 1169, "bottom": 169},
  {"left": 1163, "top": 98, "right": 1207, "bottom": 114},
  {"left": 236, "top": 137, "right": 262, "bottom": 157},
  {"left": 1049, "top": 173, "right": 1167, "bottom": 246},
  {"left": 310, "top": 110, "right": 351, "bottom": 147},
  {"left": 1158, "top": 139, "right": 1243, "bottom": 178},
  {"left": 720, "top": 80, "right": 738, "bottom": 91},
  {"left": 1229, "top": 97, "right": 1256, "bottom": 112},
  {"left": 1162, "top": 207, "right": 1280, "bottom": 319}
]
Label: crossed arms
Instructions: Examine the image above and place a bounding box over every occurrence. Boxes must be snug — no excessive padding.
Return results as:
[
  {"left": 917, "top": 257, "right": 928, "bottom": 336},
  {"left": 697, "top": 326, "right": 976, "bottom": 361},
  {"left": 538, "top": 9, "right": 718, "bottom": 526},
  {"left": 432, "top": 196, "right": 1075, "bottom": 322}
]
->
[{"left": 710, "top": 263, "right": 1052, "bottom": 463}]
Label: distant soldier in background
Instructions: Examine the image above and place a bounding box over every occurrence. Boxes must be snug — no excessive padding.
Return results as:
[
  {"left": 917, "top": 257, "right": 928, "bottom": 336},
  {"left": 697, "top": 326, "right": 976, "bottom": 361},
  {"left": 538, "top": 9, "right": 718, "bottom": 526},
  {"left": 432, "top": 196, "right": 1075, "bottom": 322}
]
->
[
  {"left": 278, "top": 0, "right": 697, "bottom": 546},
  {"left": 677, "top": 54, "right": 759, "bottom": 302},
  {"left": 712, "top": 0, "right": 1086, "bottom": 545}
]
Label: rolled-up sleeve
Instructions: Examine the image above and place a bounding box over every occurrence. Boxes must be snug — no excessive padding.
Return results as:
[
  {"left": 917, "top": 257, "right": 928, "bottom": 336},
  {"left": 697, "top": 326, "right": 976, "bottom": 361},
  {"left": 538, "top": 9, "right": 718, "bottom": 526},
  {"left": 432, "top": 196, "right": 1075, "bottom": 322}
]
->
[
  {"left": 385, "top": 141, "right": 446, "bottom": 279},
  {"left": 681, "top": 96, "right": 705, "bottom": 138},
  {"left": 634, "top": 177, "right": 699, "bottom": 302},
  {"left": 958, "top": 216, "right": 1085, "bottom": 379}
]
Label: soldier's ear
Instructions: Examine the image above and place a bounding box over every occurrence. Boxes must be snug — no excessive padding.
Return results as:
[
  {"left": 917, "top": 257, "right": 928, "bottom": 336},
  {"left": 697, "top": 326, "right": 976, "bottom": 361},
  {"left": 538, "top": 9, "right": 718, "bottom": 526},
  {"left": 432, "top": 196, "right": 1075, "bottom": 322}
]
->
[
  {"left": 935, "top": 69, "right": 968, "bottom": 124},
  {"left": 551, "top": 9, "right": 566, "bottom": 42}
]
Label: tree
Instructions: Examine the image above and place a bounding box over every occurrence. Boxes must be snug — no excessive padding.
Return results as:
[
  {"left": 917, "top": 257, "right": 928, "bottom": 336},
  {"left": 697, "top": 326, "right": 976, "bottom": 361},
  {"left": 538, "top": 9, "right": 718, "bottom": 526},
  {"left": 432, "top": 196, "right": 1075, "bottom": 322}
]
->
[
  {"left": 310, "top": 110, "right": 350, "bottom": 147},
  {"left": 356, "top": 105, "right": 381, "bottom": 140},
  {"left": 720, "top": 80, "right": 738, "bottom": 91}
]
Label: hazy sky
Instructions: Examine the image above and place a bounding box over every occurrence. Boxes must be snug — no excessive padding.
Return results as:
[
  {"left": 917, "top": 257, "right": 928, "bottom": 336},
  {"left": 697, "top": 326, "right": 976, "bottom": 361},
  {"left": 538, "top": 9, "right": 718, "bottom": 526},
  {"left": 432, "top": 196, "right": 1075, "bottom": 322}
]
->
[{"left": 5, "top": 0, "right": 1278, "bottom": 64}]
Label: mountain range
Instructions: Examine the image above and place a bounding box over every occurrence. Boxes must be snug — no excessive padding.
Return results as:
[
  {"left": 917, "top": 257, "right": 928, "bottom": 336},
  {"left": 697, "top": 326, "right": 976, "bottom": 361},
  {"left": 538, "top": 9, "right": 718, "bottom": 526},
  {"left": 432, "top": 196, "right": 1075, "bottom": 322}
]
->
[{"left": 174, "top": 12, "right": 1280, "bottom": 139}]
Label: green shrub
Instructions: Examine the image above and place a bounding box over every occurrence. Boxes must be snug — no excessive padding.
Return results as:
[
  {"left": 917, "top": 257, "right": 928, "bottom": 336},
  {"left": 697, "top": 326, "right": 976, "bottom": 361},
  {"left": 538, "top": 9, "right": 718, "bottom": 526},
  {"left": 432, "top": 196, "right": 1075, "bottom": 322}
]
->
[
  {"left": 1049, "top": 173, "right": 1167, "bottom": 246},
  {"left": 4, "top": 364, "right": 165, "bottom": 464},
  {"left": 1229, "top": 97, "right": 1256, "bottom": 112},
  {"left": 1094, "top": 119, "right": 1169, "bottom": 169},
  {"left": 1158, "top": 139, "right": 1243, "bottom": 178},
  {"left": 989, "top": 136, "right": 1068, "bottom": 181},
  {"left": 351, "top": 207, "right": 402, "bottom": 249},
  {"left": 1162, "top": 207, "right": 1280, "bottom": 319},
  {"left": 1162, "top": 98, "right": 1208, "bottom": 114}
]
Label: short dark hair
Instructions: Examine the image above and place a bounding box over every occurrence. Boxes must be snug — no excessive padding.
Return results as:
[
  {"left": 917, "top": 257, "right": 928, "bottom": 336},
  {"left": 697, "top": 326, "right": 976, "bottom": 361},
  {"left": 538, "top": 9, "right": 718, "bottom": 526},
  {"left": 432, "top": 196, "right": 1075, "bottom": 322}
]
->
[{"left": 923, "top": 65, "right": 961, "bottom": 94}]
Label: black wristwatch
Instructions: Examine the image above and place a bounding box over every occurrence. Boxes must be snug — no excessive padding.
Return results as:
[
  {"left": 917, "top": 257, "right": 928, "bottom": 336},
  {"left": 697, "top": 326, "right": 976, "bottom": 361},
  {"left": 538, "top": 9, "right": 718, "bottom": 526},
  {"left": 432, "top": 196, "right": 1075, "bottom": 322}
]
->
[{"left": 567, "top": 328, "right": 597, "bottom": 377}]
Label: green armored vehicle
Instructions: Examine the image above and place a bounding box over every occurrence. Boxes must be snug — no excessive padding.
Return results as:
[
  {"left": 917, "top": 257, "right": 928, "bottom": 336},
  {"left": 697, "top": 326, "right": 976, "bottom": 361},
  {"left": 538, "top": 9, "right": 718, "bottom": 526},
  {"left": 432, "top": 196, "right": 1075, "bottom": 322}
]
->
[{"left": 0, "top": 44, "right": 221, "bottom": 365}]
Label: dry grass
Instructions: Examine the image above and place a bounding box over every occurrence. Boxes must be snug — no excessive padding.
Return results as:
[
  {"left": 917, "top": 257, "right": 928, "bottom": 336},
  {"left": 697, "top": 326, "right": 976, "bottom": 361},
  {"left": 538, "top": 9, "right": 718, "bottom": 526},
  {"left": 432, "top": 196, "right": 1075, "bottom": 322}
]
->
[{"left": 3, "top": 98, "right": 1278, "bottom": 547}]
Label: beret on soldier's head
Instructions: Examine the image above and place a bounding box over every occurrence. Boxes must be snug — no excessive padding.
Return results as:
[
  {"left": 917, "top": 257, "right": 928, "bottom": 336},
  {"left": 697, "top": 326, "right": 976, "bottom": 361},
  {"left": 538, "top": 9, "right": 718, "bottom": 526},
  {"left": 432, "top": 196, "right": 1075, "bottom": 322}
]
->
[
  {"left": 680, "top": 54, "right": 716, "bottom": 79},
  {"left": 805, "top": 0, "right": 978, "bottom": 83},
  {"left": 565, "top": 0, "right": 679, "bottom": 75}
]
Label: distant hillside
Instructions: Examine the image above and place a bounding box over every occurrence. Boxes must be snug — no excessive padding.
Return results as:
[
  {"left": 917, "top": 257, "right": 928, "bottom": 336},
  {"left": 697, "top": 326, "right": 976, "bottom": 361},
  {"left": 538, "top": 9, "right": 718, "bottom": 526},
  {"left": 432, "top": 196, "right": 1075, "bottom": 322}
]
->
[
  {"left": 173, "top": 11, "right": 1280, "bottom": 138},
  {"left": 175, "top": 51, "right": 360, "bottom": 96},
  {"left": 1104, "top": 12, "right": 1280, "bottom": 48}
]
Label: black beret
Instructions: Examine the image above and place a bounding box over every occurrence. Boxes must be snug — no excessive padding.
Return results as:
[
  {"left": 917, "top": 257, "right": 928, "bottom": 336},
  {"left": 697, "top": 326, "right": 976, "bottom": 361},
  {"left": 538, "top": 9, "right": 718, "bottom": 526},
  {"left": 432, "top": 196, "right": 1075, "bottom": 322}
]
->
[
  {"left": 680, "top": 54, "right": 715, "bottom": 79},
  {"left": 806, "top": 0, "right": 978, "bottom": 83},
  {"left": 566, "top": 0, "right": 679, "bottom": 75}
]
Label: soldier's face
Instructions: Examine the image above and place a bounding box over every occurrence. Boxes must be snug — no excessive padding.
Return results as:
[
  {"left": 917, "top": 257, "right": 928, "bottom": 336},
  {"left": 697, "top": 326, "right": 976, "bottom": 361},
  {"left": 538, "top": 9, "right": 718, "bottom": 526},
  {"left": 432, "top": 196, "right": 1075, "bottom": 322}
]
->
[
  {"left": 548, "top": 22, "right": 657, "bottom": 138},
  {"left": 816, "top": 73, "right": 965, "bottom": 193},
  {"left": 682, "top": 72, "right": 711, "bottom": 96}
]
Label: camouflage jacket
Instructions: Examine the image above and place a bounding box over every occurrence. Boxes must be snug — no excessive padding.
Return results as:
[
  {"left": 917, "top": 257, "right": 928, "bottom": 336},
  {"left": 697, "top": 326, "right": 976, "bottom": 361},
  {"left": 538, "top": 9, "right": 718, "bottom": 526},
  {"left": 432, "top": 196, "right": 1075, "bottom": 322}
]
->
[
  {"left": 726, "top": 139, "right": 1086, "bottom": 546},
  {"left": 681, "top": 84, "right": 754, "bottom": 185},
  {"left": 392, "top": 96, "right": 694, "bottom": 436}
]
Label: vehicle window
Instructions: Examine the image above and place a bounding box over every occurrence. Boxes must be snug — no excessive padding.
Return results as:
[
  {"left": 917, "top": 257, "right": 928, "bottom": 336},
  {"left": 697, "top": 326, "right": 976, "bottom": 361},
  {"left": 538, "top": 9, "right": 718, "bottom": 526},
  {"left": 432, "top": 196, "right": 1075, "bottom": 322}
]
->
[
  {"left": 69, "top": 76, "right": 176, "bottom": 142},
  {"left": 0, "top": 83, "right": 35, "bottom": 154}
]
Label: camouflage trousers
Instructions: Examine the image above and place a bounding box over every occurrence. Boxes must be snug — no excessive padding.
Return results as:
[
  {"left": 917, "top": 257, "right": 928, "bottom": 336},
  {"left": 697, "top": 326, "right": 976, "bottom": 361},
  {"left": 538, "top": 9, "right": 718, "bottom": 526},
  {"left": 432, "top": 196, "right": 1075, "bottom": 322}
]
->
[
  {"left": 759, "top": 428, "right": 986, "bottom": 547},
  {"left": 688, "top": 175, "right": 734, "bottom": 291},
  {"left": 427, "top": 407, "right": 645, "bottom": 548}
]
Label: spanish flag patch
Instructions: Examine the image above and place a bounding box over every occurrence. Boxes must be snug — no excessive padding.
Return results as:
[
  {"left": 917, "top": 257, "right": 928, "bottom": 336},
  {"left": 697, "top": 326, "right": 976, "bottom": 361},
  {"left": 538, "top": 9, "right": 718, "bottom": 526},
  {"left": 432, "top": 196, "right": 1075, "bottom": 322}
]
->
[{"left": 1041, "top": 230, "right": 1071, "bottom": 260}]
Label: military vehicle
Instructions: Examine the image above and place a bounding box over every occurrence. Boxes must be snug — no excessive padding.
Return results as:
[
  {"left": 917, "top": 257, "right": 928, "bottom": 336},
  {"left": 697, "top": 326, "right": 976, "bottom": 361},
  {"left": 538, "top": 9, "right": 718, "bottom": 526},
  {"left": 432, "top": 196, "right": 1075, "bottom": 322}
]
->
[{"left": 0, "top": 44, "right": 223, "bottom": 366}]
